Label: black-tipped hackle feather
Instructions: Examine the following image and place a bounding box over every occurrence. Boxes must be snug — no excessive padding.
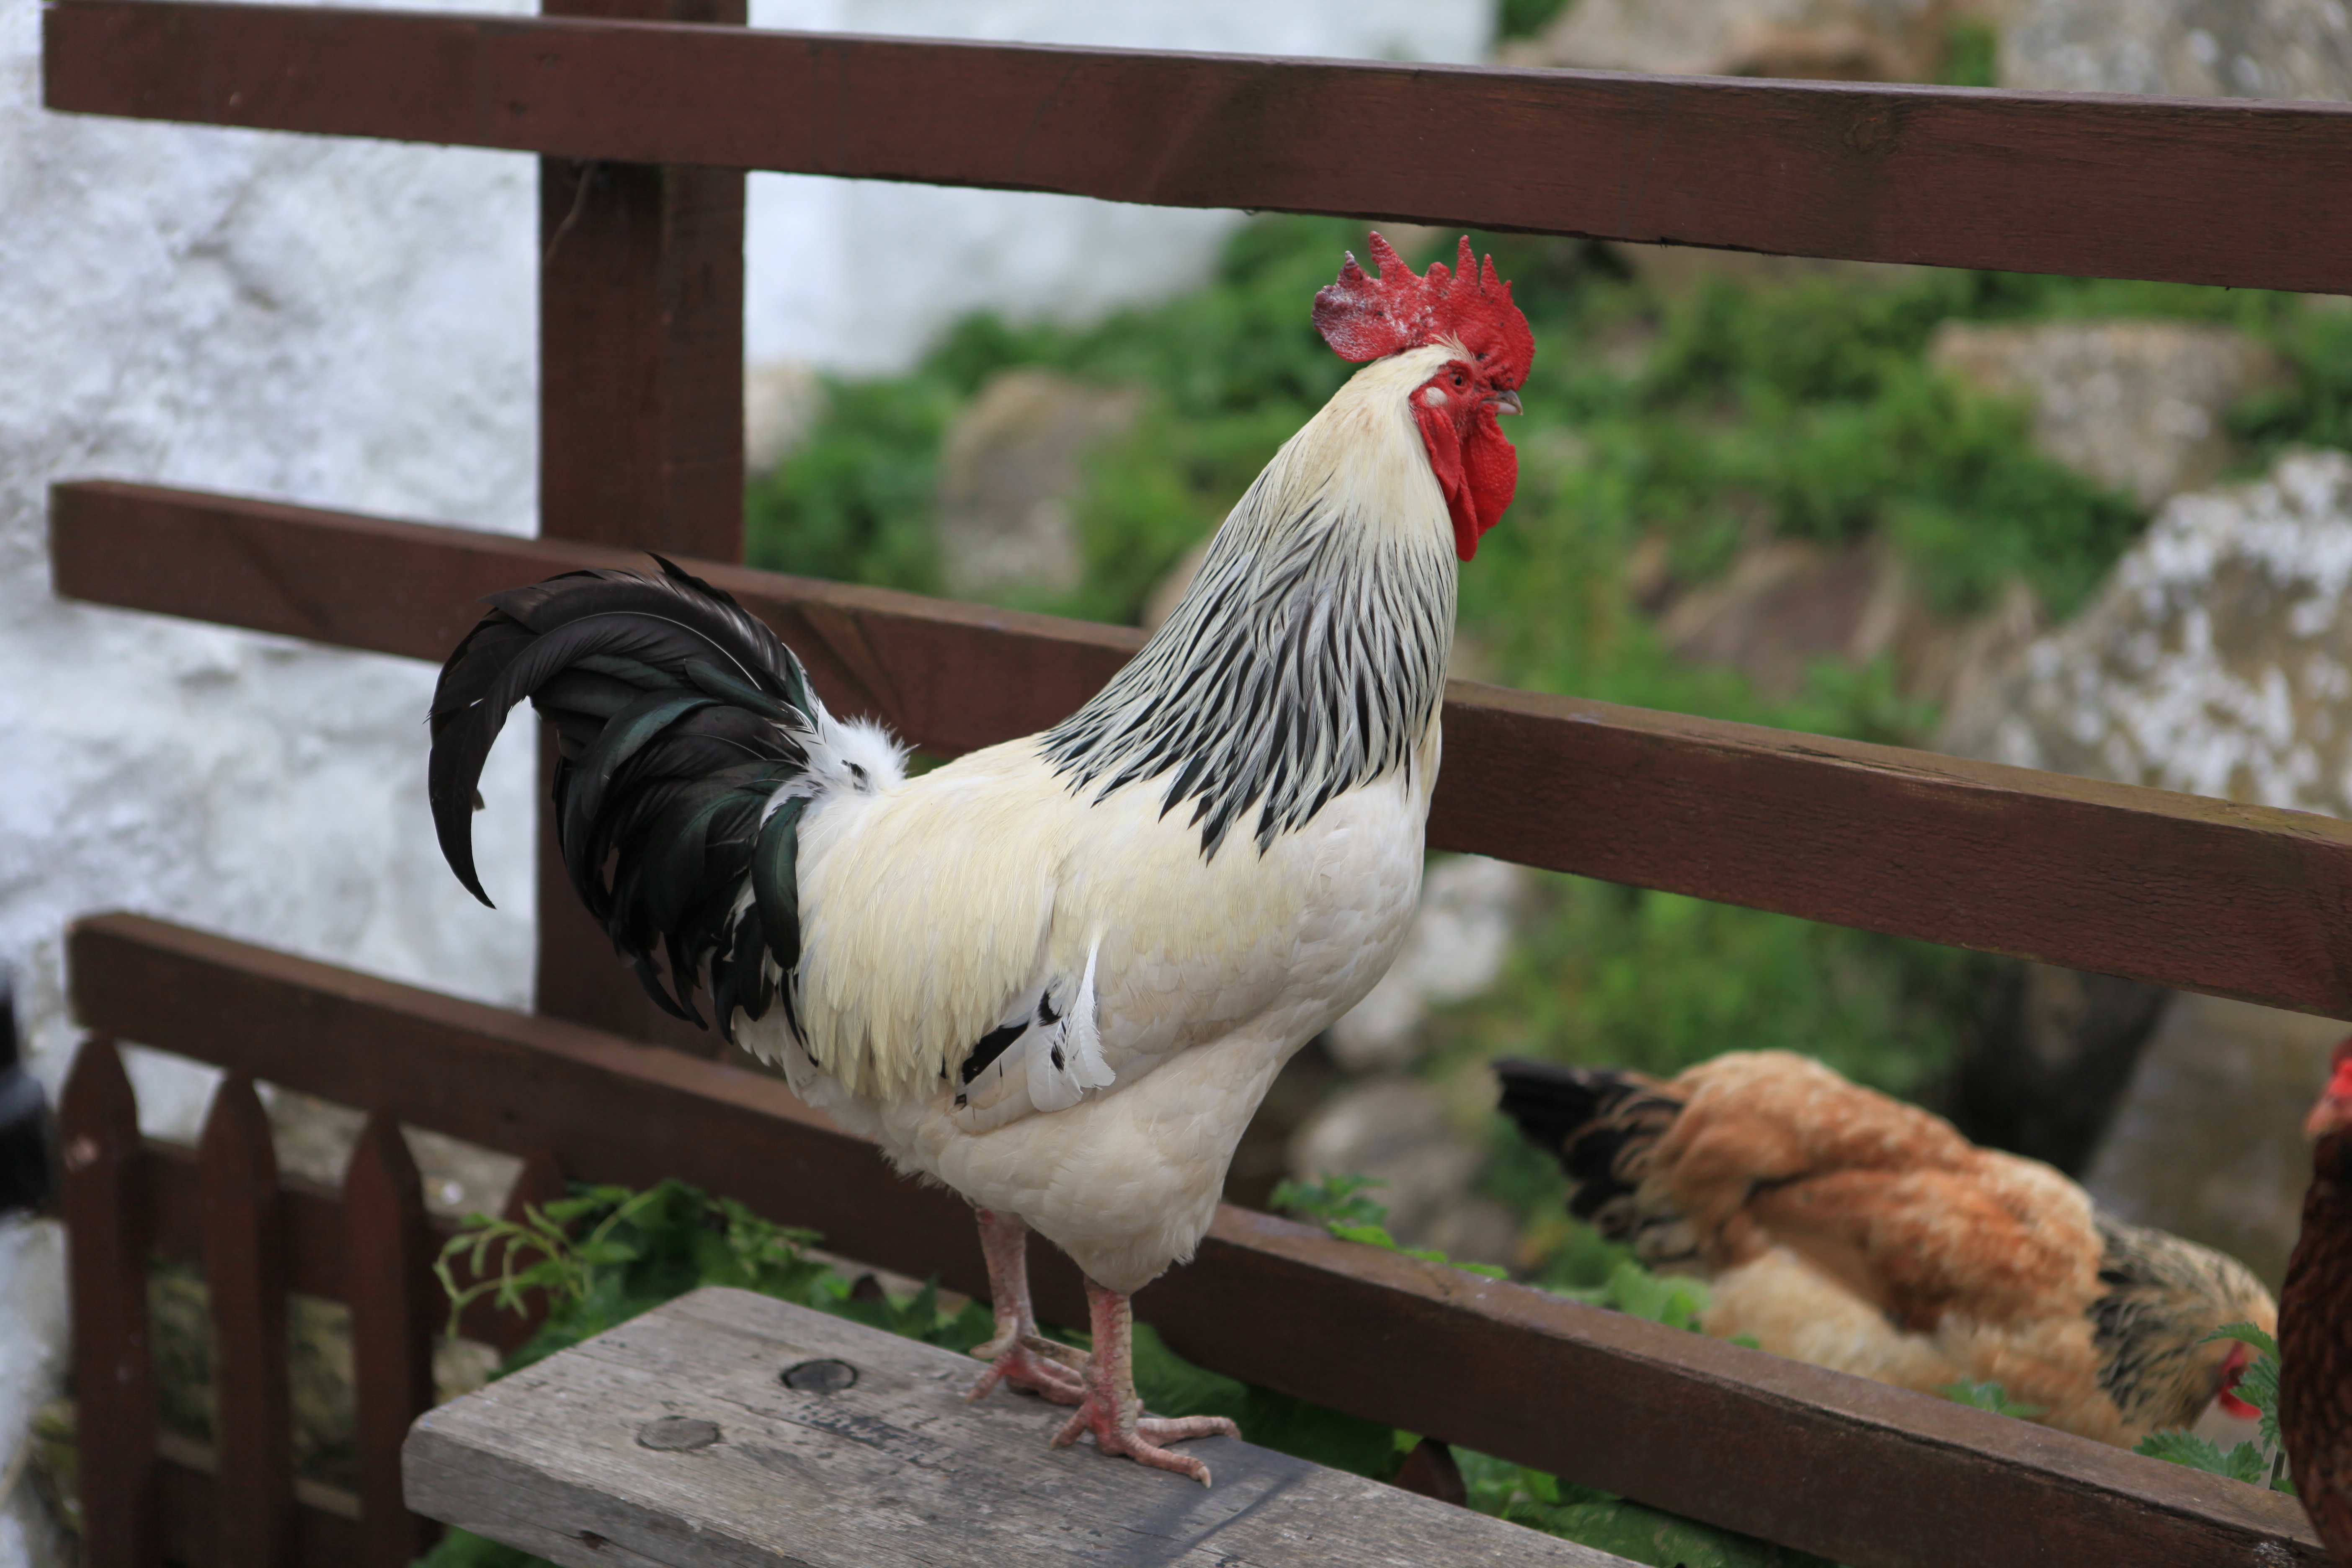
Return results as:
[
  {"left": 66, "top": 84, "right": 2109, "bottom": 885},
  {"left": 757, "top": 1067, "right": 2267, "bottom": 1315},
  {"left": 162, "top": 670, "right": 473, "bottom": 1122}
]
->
[{"left": 428, "top": 558, "right": 821, "bottom": 1032}]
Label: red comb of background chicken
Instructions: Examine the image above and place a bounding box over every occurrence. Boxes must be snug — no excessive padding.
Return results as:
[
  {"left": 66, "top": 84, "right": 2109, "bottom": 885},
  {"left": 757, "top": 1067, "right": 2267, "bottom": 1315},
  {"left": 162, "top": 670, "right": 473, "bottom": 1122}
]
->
[{"left": 1313, "top": 234, "right": 1535, "bottom": 389}]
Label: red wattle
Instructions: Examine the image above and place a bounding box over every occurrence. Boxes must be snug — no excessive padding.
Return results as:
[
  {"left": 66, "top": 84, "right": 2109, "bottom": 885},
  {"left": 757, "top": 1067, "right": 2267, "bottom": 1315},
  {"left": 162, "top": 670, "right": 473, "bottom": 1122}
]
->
[
  {"left": 1411, "top": 400, "right": 1475, "bottom": 560},
  {"left": 1414, "top": 400, "right": 1521, "bottom": 562},
  {"left": 2217, "top": 1342, "right": 2259, "bottom": 1418},
  {"left": 1460, "top": 415, "right": 1519, "bottom": 561}
]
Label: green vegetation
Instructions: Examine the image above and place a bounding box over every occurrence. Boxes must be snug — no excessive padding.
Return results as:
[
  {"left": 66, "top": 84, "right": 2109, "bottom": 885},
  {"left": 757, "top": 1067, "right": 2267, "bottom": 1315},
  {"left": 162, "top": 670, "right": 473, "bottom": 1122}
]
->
[
  {"left": 745, "top": 208, "right": 2348, "bottom": 1281},
  {"left": 2135, "top": 1324, "right": 2297, "bottom": 1493},
  {"left": 1271, "top": 1171, "right": 1508, "bottom": 1278},
  {"left": 733, "top": 199, "right": 2352, "bottom": 1516},
  {"left": 417, "top": 1177, "right": 1829, "bottom": 1568},
  {"left": 1495, "top": 0, "right": 1574, "bottom": 40},
  {"left": 1941, "top": 1380, "right": 2047, "bottom": 1420},
  {"left": 1457, "top": 1453, "right": 1837, "bottom": 1568}
]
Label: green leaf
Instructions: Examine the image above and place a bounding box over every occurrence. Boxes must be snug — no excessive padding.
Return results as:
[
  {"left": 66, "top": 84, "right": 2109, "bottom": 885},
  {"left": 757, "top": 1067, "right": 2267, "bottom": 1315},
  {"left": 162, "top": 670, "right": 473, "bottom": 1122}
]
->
[
  {"left": 2203, "top": 1322, "right": 2280, "bottom": 1360},
  {"left": 2220, "top": 1442, "right": 2272, "bottom": 1485},
  {"left": 1271, "top": 1172, "right": 1391, "bottom": 1229},
  {"left": 1600, "top": 1261, "right": 1712, "bottom": 1332},
  {"left": 1939, "top": 1380, "right": 2046, "bottom": 1420},
  {"left": 2201, "top": 1323, "right": 2286, "bottom": 1454},
  {"left": 1454, "top": 1450, "right": 1835, "bottom": 1567},
  {"left": 1327, "top": 1222, "right": 1400, "bottom": 1249},
  {"left": 2135, "top": 1429, "right": 2230, "bottom": 1473}
]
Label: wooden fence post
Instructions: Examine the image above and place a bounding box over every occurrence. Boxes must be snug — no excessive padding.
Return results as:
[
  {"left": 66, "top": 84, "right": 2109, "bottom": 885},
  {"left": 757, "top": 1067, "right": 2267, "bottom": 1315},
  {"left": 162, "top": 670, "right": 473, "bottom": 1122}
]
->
[
  {"left": 343, "top": 1113, "right": 440, "bottom": 1568},
  {"left": 199, "top": 1073, "right": 294, "bottom": 1568},
  {"left": 61, "top": 1036, "right": 157, "bottom": 1568},
  {"left": 532, "top": 0, "right": 748, "bottom": 1053}
]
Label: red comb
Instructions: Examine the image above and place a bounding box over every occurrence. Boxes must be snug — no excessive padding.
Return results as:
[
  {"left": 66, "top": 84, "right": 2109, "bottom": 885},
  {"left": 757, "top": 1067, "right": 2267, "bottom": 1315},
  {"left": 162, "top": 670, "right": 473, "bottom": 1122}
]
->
[{"left": 1313, "top": 234, "right": 1535, "bottom": 386}]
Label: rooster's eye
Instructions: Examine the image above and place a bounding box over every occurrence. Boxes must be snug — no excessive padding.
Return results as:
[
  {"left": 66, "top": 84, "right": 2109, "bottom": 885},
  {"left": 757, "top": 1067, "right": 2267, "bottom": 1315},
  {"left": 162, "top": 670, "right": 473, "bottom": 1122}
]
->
[{"left": 1452, "top": 371, "right": 1466, "bottom": 387}]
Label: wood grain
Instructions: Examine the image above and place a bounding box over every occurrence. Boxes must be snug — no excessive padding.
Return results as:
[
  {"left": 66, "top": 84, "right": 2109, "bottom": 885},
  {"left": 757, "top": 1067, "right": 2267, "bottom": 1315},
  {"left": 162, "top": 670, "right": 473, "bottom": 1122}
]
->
[
  {"left": 342, "top": 1114, "right": 441, "bottom": 1568},
  {"left": 60, "top": 1037, "right": 160, "bottom": 1568},
  {"left": 533, "top": 0, "right": 749, "bottom": 1050},
  {"left": 139, "top": 1135, "right": 539, "bottom": 1353},
  {"left": 198, "top": 1074, "right": 297, "bottom": 1568},
  {"left": 41, "top": 0, "right": 2352, "bottom": 293},
  {"left": 155, "top": 1429, "right": 364, "bottom": 1568},
  {"left": 71, "top": 913, "right": 2326, "bottom": 1568},
  {"left": 52, "top": 481, "right": 2352, "bottom": 1022},
  {"left": 403, "top": 1287, "right": 1636, "bottom": 1567}
]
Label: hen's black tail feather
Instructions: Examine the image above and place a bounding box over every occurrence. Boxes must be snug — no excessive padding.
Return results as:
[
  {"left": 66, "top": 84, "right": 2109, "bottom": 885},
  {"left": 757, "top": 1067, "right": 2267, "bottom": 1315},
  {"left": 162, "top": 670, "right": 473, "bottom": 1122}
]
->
[
  {"left": 1494, "top": 1058, "right": 1684, "bottom": 1235},
  {"left": 428, "top": 557, "right": 820, "bottom": 1037}
]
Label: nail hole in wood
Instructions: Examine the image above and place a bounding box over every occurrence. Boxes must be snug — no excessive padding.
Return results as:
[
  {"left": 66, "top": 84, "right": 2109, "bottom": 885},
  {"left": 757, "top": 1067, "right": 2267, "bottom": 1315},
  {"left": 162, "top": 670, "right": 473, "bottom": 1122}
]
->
[
  {"left": 783, "top": 1358, "right": 857, "bottom": 1394},
  {"left": 637, "top": 1416, "right": 720, "bottom": 1451}
]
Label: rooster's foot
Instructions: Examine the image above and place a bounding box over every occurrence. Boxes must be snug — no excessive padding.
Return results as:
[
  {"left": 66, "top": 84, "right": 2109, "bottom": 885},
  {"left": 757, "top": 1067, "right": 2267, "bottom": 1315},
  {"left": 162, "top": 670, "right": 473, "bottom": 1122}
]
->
[
  {"left": 1050, "top": 1274, "right": 1239, "bottom": 1485},
  {"left": 1050, "top": 1395, "right": 1238, "bottom": 1485},
  {"left": 967, "top": 1331, "right": 1086, "bottom": 1405},
  {"left": 967, "top": 1209, "right": 1086, "bottom": 1405}
]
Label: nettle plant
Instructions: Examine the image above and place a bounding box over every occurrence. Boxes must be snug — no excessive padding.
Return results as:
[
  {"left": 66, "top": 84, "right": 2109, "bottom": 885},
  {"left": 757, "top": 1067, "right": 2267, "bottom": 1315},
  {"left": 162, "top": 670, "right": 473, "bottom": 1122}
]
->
[{"left": 2135, "top": 1324, "right": 2296, "bottom": 1493}]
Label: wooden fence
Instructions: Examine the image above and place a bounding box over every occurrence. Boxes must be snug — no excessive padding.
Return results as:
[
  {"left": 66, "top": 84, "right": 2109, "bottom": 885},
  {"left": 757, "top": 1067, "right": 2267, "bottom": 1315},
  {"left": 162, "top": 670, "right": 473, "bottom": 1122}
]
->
[
  {"left": 59, "top": 1021, "right": 565, "bottom": 1568},
  {"left": 33, "top": 3, "right": 2350, "bottom": 1566}
]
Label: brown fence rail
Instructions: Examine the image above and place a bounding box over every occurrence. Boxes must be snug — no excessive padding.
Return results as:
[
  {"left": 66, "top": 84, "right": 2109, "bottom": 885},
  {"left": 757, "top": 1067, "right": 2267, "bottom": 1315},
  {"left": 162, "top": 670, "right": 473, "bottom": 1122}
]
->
[
  {"left": 52, "top": 478, "right": 2352, "bottom": 1025},
  {"left": 65, "top": 912, "right": 2325, "bottom": 1568},
  {"left": 43, "top": 0, "right": 2352, "bottom": 294},
  {"left": 59, "top": 1030, "right": 563, "bottom": 1568}
]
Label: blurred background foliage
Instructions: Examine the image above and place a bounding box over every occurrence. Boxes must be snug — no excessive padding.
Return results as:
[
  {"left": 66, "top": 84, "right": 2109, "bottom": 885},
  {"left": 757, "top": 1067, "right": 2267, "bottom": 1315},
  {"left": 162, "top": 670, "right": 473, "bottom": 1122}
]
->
[{"left": 744, "top": 207, "right": 2349, "bottom": 1270}]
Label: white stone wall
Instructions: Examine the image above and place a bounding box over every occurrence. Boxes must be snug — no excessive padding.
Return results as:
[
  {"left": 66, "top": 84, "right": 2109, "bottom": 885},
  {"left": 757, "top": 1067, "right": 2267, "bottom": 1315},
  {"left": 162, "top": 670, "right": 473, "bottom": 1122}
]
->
[
  {"left": 0, "top": 1, "right": 1489, "bottom": 1558},
  {"left": 744, "top": 1, "right": 1496, "bottom": 371}
]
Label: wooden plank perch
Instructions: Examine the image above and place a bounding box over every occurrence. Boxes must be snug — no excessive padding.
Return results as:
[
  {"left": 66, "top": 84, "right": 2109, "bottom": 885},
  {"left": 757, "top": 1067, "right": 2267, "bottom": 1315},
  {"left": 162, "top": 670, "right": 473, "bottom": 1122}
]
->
[{"left": 401, "top": 1287, "right": 1636, "bottom": 1568}]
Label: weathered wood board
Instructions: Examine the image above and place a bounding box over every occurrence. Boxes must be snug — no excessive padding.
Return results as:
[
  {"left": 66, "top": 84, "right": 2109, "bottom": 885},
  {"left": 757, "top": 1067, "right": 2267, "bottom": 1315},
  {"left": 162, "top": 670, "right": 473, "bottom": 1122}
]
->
[{"left": 402, "top": 1287, "right": 1636, "bottom": 1568}]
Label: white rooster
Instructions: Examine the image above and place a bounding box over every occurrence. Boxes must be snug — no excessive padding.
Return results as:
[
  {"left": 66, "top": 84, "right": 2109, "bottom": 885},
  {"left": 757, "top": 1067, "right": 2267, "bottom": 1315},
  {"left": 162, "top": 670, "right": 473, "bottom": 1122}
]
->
[{"left": 428, "top": 235, "right": 1534, "bottom": 1483}]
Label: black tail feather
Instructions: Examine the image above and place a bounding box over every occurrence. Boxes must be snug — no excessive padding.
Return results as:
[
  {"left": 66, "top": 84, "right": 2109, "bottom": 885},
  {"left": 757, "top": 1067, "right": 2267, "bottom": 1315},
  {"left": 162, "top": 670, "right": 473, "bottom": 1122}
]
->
[
  {"left": 427, "top": 559, "right": 824, "bottom": 1034},
  {"left": 1494, "top": 1058, "right": 1684, "bottom": 1235}
]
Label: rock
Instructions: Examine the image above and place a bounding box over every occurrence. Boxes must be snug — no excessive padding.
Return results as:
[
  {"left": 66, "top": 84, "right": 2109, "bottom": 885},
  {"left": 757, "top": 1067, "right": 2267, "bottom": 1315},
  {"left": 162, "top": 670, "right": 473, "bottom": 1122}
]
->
[
  {"left": 2084, "top": 992, "right": 2340, "bottom": 1289},
  {"left": 744, "top": 358, "right": 823, "bottom": 475},
  {"left": 2001, "top": 0, "right": 2352, "bottom": 99},
  {"left": 1658, "top": 536, "right": 2042, "bottom": 705},
  {"left": 1930, "top": 320, "right": 2285, "bottom": 508},
  {"left": 1661, "top": 538, "right": 1895, "bottom": 697},
  {"left": 1945, "top": 959, "right": 2173, "bottom": 1174},
  {"left": 1501, "top": 0, "right": 1957, "bottom": 81},
  {"left": 1942, "top": 448, "right": 2352, "bottom": 815},
  {"left": 1328, "top": 856, "right": 1528, "bottom": 1073},
  {"left": 1939, "top": 449, "right": 2352, "bottom": 1258},
  {"left": 1287, "top": 1078, "right": 1518, "bottom": 1266},
  {"left": 1606, "top": 246, "right": 1936, "bottom": 297},
  {"left": 935, "top": 369, "right": 1142, "bottom": 600}
]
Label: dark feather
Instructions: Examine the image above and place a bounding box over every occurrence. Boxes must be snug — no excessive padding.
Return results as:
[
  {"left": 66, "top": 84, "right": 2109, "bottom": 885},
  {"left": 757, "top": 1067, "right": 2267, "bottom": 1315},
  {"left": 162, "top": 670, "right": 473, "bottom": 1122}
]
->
[
  {"left": 0, "top": 980, "right": 54, "bottom": 1218},
  {"left": 1494, "top": 1059, "right": 1684, "bottom": 1231},
  {"left": 752, "top": 796, "right": 807, "bottom": 974},
  {"left": 427, "top": 559, "right": 831, "bottom": 1032}
]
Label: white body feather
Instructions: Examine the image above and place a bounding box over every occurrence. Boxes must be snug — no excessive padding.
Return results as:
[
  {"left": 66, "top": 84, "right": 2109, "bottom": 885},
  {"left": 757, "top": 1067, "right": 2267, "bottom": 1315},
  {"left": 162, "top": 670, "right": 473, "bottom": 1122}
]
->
[{"left": 739, "top": 348, "right": 1461, "bottom": 1295}]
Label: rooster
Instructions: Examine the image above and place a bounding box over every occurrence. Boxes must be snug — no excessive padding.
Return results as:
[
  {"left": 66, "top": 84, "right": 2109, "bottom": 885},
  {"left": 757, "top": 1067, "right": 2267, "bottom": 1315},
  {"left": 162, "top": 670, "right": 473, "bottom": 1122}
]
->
[
  {"left": 1497, "top": 1051, "right": 2277, "bottom": 1447},
  {"left": 2282, "top": 1037, "right": 2352, "bottom": 1560},
  {"left": 428, "top": 236, "right": 1532, "bottom": 1485}
]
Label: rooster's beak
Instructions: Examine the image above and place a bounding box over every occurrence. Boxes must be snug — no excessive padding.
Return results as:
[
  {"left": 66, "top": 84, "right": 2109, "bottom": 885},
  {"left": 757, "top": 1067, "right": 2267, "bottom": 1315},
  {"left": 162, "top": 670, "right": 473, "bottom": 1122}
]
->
[{"left": 1486, "top": 388, "right": 1523, "bottom": 416}]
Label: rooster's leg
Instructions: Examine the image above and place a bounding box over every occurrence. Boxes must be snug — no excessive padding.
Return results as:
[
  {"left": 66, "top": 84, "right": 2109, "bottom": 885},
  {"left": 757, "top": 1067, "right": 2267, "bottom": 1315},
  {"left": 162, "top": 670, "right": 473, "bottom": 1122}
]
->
[
  {"left": 965, "top": 1208, "right": 1086, "bottom": 1405},
  {"left": 1050, "top": 1276, "right": 1240, "bottom": 1485}
]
